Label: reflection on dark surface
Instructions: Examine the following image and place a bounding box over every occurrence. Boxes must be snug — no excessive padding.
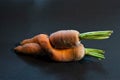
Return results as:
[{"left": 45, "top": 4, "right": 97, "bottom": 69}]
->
[{"left": 16, "top": 53, "right": 106, "bottom": 80}]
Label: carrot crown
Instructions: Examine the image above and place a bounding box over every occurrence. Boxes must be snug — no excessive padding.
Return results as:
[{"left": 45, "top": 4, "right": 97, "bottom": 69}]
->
[
  {"left": 85, "top": 48, "right": 105, "bottom": 60},
  {"left": 80, "top": 30, "right": 113, "bottom": 40}
]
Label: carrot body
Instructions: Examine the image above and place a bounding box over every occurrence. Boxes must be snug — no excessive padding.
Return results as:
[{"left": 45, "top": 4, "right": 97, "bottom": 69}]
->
[
  {"left": 49, "top": 30, "right": 80, "bottom": 49},
  {"left": 39, "top": 34, "right": 85, "bottom": 62},
  {"left": 15, "top": 34, "right": 48, "bottom": 55},
  {"left": 14, "top": 30, "right": 112, "bottom": 62},
  {"left": 20, "top": 34, "right": 43, "bottom": 45},
  {"left": 14, "top": 43, "right": 41, "bottom": 55},
  {"left": 15, "top": 34, "right": 85, "bottom": 62}
]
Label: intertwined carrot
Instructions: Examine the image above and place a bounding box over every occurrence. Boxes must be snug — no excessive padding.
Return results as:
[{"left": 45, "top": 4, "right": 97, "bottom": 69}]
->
[{"left": 14, "top": 30, "right": 113, "bottom": 62}]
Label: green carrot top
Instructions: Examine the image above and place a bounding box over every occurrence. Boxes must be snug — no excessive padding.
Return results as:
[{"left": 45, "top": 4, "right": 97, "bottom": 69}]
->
[{"left": 80, "top": 30, "right": 113, "bottom": 40}]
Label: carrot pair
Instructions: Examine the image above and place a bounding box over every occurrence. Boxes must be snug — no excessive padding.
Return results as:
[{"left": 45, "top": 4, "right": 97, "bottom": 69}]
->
[{"left": 14, "top": 30, "right": 113, "bottom": 62}]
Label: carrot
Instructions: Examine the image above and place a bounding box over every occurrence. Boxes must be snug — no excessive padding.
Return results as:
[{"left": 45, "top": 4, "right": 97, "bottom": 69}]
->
[
  {"left": 49, "top": 30, "right": 80, "bottom": 49},
  {"left": 49, "top": 30, "right": 113, "bottom": 49},
  {"left": 20, "top": 34, "right": 44, "bottom": 45},
  {"left": 39, "top": 34, "right": 85, "bottom": 61},
  {"left": 20, "top": 30, "right": 113, "bottom": 49},
  {"left": 37, "top": 34, "right": 105, "bottom": 61},
  {"left": 15, "top": 34, "right": 105, "bottom": 62},
  {"left": 14, "top": 43, "right": 41, "bottom": 55},
  {"left": 14, "top": 30, "right": 112, "bottom": 62},
  {"left": 15, "top": 34, "right": 48, "bottom": 55}
]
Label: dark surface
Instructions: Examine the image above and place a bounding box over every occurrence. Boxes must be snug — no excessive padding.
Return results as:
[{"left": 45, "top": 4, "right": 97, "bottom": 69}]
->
[{"left": 0, "top": 0, "right": 120, "bottom": 80}]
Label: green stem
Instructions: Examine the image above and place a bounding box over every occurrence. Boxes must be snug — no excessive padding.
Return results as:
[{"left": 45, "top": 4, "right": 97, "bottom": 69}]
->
[
  {"left": 85, "top": 48, "right": 105, "bottom": 60},
  {"left": 80, "top": 30, "right": 113, "bottom": 40}
]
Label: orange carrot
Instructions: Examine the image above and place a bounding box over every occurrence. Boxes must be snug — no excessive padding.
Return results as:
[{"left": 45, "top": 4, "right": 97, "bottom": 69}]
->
[
  {"left": 20, "top": 34, "right": 44, "bottom": 45},
  {"left": 49, "top": 30, "right": 80, "bottom": 49},
  {"left": 20, "top": 30, "right": 113, "bottom": 49},
  {"left": 14, "top": 43, "right": 41, "bottom": 55},
  {"left": 15, "top": 34, "right": 48, "bottom": 55},
  {"left": 50, "top": 30, "right": 113, "bottom": 49},
  {"left": 37, "top": 34, "right": 85, "bottom": 62},
  {"left": 14, "top": 30, "right": 112, "bottom": 62},
  {"left": 14, "top": 34, "right": 85, "bottom": 61}
]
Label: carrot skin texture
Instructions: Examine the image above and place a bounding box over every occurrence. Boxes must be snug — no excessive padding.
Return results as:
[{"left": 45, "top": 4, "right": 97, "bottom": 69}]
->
[
  {"left": 39, "top": 34, "right": 85, "bottom": 62},
  {"left": 20, "top": 39, "right": 33, "bottom": 45},
  {"left": 49, "top": 30, "right": 80, "bottom": 49},
  {"left": 14, "top": 43, "right": 41, "bottom": 55},
  {"left": 20, "top": 34, "right": 44, "bottom": 45},
  {"left": 14, "top": 30, "right": 113, "bottom": 62}
]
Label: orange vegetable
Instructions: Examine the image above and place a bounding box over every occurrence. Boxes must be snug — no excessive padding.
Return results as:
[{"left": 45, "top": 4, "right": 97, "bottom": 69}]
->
[
  {"left": 50, "top": 30, "right": 113, "bottom": 49},
  {"left": 15, "top": 34, "right": 85, "bottom": 62},
  {"left": 49, "top": 30, "right": 80, "bottom": 49},
  {"left": 20, "top": 34, "right": 43, "bottom": 45},
  {"left": 15, "top": 34, "right": 47, "bottom": 55},
  {"left": 39, "top": 34, "right": 85, "bottom": 62},
  {"left": 14, "top": 30, "right": 113, "bottom": 62},
  {"left": 14, "top": 43, "right": 41, "bottom": 55}
]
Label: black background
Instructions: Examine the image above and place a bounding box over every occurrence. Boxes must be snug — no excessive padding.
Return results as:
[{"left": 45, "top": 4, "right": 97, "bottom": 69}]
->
[{"left": 0, "top": 0, "right": 120, "bottom": 80}]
